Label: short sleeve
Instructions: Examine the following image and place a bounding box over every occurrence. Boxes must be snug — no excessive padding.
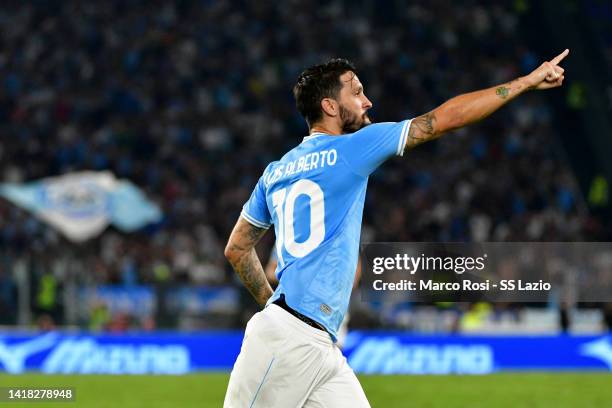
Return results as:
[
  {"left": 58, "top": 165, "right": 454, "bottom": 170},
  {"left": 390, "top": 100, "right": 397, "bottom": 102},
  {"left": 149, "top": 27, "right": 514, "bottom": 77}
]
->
[
  {"left": 343, "top": 120, "right": 412, "bottom": 177},
  {"left": 241, "top": 176, "right": 272, "bottom": 229}
]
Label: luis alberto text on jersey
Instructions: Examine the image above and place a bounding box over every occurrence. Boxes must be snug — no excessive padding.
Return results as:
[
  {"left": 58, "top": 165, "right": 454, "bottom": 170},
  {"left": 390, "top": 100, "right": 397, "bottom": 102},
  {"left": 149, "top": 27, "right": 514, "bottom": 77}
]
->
[{"left": 241, "top": 120, "right": 412, "bottom": 341}]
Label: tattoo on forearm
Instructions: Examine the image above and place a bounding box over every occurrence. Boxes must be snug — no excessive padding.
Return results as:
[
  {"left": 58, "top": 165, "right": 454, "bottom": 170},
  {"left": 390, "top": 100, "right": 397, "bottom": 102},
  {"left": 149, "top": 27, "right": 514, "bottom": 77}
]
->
[
  {"left": 234, "top": 249, "right": 272, "bottom": 305},
  {"left": 228, "top": 221, "right": 272, "bottom": 305},
  {"left": 404, "top": 112, "right": 437, "bottom": 152},
  {"left": 495, "top": 86, "right": 510, "bottom": 99}
]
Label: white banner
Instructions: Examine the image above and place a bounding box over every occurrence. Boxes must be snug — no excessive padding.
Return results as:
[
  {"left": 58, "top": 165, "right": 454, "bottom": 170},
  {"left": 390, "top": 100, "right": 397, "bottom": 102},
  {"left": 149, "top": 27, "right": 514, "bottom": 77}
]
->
[{"left": 0, "top": 171, "right": 162, "bottom": 242}]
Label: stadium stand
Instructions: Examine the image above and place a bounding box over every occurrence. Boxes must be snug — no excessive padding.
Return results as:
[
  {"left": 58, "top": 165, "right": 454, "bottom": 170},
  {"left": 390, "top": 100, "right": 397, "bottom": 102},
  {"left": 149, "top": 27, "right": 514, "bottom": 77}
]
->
[{"left": 0, "top": 1, "right": 608, "bottom": 332}]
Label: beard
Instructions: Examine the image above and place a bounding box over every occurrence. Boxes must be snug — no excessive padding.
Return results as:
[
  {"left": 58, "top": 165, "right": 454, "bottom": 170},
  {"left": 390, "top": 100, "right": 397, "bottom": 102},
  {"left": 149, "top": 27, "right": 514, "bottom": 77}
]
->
[{"left": 339, "top": 104, "right": 371, "bottom": 133}]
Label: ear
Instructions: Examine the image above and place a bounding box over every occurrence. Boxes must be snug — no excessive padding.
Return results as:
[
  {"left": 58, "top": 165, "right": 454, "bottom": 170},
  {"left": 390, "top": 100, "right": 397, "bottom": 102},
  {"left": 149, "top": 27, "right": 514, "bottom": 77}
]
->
[{"left": 320, "top": 98, "right": 338, "bottom": 117}]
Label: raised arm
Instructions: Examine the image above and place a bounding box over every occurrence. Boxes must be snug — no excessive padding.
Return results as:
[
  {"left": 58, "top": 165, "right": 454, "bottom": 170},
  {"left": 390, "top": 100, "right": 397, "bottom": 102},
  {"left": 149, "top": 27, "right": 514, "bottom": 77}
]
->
[
  {"left": 224, "top": 217, "right": 274, "bottom": 306},
  {"left": 404, "top": 49, "right": 569, "bottom": 152}
]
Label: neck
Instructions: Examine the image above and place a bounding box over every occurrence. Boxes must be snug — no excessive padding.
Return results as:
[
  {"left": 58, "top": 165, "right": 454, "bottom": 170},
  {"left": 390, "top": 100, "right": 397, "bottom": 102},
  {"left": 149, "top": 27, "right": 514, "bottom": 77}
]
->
[{"left": 309, "top": 122, "right": 342, "bottom": 136}]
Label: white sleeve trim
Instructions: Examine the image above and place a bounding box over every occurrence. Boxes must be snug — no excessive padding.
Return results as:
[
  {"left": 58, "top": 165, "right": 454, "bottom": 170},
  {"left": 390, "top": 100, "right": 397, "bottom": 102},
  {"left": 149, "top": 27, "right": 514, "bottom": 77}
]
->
[
  {"left": 396, "top": 119, "right": 412, "bottom": 157},
  {"left": 240, "top": 210, "right": 271, "bottom": 229}
]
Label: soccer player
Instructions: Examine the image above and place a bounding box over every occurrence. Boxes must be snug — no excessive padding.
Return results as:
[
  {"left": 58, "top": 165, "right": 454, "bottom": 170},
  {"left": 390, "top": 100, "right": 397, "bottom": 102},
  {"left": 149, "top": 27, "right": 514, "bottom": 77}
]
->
[{"left": 224, "top": 50, "right": 569, "bottom": 407}]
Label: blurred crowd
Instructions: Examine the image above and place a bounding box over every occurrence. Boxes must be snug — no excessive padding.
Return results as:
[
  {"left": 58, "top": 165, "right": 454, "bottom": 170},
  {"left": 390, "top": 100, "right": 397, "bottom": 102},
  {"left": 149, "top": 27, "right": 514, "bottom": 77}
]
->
[
  {"left": 583, "top": 0, "right": 611, "bottom": 100},
  {"left": 0, "top": 1, "right": 607, "bottom": 329}
]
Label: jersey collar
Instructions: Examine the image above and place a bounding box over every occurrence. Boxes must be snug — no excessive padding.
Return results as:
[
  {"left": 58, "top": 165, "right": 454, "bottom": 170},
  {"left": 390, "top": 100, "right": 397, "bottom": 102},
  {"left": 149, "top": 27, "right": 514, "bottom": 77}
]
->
[{"left": 302, "top": 132, "right": 330, "bottom": 143}]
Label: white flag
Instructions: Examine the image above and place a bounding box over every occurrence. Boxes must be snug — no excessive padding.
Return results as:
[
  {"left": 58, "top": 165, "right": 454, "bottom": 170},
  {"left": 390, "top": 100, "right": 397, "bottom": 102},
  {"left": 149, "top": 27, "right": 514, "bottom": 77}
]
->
[{"left": 0, "top": 171, "right": 162, "bottom": 242}]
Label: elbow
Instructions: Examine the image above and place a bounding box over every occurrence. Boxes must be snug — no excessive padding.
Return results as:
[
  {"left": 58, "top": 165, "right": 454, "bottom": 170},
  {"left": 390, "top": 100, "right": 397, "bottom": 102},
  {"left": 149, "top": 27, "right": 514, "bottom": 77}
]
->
[
  {"left": 224, "top": 242, "right": 244, "bottom": 265},
  {"left": 224, "top": 243, "right": 237, "bottom": 264},
  {"left": 438, "top": 106, "right": 464, "bottom": 133},
  {"left": 446, "top": 115, "right": 463, "bottom": 132}
]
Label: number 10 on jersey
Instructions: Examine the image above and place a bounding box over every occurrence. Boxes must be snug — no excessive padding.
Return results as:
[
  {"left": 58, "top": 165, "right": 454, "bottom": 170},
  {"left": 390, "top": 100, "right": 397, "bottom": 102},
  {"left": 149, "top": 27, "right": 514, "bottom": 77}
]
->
[{"left": 272, "top": 179, "right": 326, "bottom": 265}]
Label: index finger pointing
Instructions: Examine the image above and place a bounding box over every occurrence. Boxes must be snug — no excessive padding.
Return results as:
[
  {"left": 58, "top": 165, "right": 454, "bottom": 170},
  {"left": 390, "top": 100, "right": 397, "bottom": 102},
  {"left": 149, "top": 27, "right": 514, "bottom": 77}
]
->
[{"left": 550, "top": 49, "right": 570, "bottom": 65}]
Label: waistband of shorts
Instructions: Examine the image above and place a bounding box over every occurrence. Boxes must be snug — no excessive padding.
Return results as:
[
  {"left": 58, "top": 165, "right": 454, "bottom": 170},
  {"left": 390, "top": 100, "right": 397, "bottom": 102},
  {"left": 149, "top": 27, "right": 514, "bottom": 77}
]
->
[{"left": 266, "top": 304, "right": 333, "bottom": 346}]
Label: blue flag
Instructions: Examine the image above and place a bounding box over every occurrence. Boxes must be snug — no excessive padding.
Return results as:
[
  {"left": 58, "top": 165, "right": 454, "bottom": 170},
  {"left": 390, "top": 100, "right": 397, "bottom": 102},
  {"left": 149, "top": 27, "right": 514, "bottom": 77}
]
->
[{"left": 0, "top": 171, "right": 162, "bottom": 242}]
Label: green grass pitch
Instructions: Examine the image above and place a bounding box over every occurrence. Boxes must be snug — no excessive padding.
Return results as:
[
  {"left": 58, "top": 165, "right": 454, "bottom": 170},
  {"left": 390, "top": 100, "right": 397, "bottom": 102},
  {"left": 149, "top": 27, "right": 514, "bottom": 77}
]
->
[{"left": 0, "top": 373, "right": 610, "bottom": 407}]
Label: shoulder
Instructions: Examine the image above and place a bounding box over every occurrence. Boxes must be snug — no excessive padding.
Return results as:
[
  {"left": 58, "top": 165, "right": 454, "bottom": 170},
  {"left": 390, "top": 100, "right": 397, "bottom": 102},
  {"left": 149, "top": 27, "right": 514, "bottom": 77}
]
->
[
  {"left": 353, "top": 121, "right": 409, "bottom": 136},
  {"left": 261, "top": 161, "right": 279, "bottom": 185}
]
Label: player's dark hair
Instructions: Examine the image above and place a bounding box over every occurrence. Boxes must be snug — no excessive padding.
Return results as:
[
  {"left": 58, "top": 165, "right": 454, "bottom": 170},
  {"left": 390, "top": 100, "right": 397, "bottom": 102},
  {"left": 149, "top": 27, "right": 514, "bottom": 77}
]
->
[{"left": 293, "top": 58, "right": 357, "bottom": 127}]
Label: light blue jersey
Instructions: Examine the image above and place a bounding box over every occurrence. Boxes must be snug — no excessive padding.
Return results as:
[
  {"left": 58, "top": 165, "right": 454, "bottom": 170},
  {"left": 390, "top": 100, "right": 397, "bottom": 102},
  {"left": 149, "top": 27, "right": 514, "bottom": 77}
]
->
[{"left": 241, "top": 120, "right": 412, "bottom": 340}]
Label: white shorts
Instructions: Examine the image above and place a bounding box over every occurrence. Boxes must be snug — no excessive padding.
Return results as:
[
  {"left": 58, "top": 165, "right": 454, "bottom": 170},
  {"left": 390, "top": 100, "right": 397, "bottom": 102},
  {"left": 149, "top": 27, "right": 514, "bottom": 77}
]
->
[{"left": 223, "top": 304, "right": 371, "bottom": 408}]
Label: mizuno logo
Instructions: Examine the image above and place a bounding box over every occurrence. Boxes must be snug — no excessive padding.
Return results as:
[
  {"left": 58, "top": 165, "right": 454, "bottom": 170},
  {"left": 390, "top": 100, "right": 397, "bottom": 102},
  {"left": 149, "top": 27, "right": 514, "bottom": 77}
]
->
[
  {"left": 0, "top": 334, "right": 190, "bottom": 374},
  {"left": 0, "top": 333, "right": 58, "bottom": 373},
  {"left": 347, "top": 338, "right": 493, "bottom": 374},
  {"left": 579, "top": 337, "right": 612, "bottom": 370}
]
